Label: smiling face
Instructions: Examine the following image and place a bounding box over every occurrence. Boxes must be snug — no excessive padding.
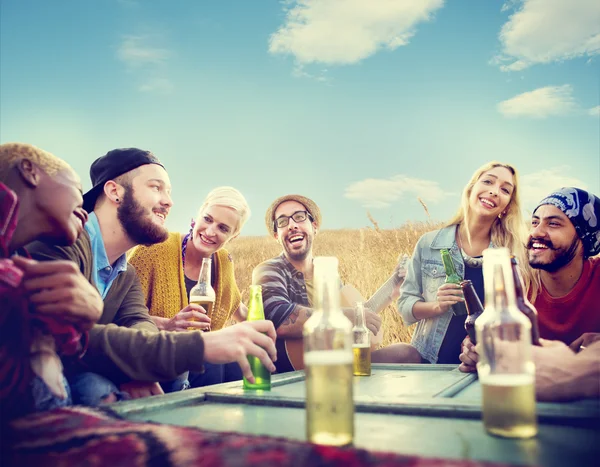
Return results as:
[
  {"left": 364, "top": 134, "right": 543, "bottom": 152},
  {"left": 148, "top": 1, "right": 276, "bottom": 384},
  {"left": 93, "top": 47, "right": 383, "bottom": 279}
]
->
[
  {"left": 273, "top": 200, "right": 316, "bottom": 262},
  {"left": 527, "top": 204, "right": 582, "bottom": 272},
  {"left": 117, "top": 164, "right": 173, "bottom": 246},
  {"left": 37, "top": 166, "right": 88, "bottom": 245},
  {"left": 192, "top": 204, "right": 240, "bottom": 257},
  {"left": 468, "top": 166, "right": 515, "bottom": 221}
]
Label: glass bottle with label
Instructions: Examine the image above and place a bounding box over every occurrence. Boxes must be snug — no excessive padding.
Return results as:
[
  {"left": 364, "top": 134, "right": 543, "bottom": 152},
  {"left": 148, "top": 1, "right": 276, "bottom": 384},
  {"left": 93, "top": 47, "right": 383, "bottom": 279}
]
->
[
  {"left": 304, "top": 257, "right": 354, "bottom": 446},
  {"left": 510, "top": 256, "right": 541, "bottom": 346},
  {"left": 189, "top": 257, "right": 215, "bottom": 331},
  {"left": 476, "top": 247, "right": 537, "bottom": 439}
]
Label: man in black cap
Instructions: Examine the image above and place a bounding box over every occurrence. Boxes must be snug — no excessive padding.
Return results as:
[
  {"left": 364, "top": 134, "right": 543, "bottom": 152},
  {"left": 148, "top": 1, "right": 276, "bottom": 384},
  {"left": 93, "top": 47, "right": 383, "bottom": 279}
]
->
[{"left": 28, "top": 148, "right": 277, "bottom": 404}]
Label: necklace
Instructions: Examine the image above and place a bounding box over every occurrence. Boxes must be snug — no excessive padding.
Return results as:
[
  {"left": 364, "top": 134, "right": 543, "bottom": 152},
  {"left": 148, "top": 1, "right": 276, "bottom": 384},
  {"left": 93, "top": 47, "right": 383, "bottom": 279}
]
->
[
  {"left": 461, "top": 249, "right": 483, "bottom": 268},
  {"left": 457, "top": 225, "right": 484, "bottom": 269}
]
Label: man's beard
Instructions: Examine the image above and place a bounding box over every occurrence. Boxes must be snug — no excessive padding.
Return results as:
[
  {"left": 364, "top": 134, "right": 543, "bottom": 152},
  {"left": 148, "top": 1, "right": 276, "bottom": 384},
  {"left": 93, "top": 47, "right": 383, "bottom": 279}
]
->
[
  {"left": 117, "top": 187, "right": 169, "bottom": 246},
  {"left": 527, "top": 236, "right": 580, "bottom": 272},
  {"left": 284, "top": 234, "right": 312, "bottom": 261}
]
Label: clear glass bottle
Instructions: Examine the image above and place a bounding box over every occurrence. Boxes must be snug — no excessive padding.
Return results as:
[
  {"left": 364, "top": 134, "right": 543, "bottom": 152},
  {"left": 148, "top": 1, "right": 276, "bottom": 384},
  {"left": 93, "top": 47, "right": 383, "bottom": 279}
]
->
[
  {"left": 243, "top": 285, "right": 271, "bottom": 390},
  {"left": 476, "top": 248, "right": 537, "bottom": 439},
  {"left": 304, "top": 257, "right": 354, "bottom": 446},
  {"left": 352, "top": 302, "right": 371, "bottom": 376},
  {"left": 189, "top": 257, "right": 215, "bottom": 331}
]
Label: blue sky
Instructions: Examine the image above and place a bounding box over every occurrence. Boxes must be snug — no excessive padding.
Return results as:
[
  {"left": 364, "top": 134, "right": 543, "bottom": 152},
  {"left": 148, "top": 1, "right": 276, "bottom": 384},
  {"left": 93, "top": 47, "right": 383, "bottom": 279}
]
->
[{"left": 1, "top": 0, "right": 599, "bottom": 236}]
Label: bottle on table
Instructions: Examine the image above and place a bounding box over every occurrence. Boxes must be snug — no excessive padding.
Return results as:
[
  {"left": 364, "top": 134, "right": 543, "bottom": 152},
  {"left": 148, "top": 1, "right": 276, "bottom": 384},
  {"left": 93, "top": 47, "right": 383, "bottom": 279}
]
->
[
  {"left": 243, "top": 284, "right": 271, "bottom": 390},
  {"left": 510, "top": 256, "right": 541, "bottom": 346},
  {"left": 440, "top": 248, "right": 468, "bottom": 316},
  {"left": 189, "top": 257, "right": 215, "bottom": 331},
  {"left": 304, "top": 257, "right": 354, "bottom": 446},
  {"left": 476, "top": 247, "right": 537, "bottom": 439},
  {"left": 461, "top": 279, "right": 484, "bottom": 345},
  {"left": 352, "top": 302, "right": 371, "bottom": 376}
]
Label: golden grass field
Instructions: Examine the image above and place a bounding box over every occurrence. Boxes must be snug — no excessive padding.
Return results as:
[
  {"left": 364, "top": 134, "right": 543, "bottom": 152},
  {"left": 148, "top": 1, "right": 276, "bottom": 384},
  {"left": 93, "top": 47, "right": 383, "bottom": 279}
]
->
[{"left": 226, "top": 220, "right": 443, "bottom": 347}]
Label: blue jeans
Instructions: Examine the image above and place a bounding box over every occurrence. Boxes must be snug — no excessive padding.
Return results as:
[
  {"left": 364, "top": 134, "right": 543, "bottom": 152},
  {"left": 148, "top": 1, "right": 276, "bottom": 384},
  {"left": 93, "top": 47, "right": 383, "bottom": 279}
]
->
[
  {"left": 68, "top": 372, "right": 131, "bottom": 406},
  {"left": 30, "top": 375, "right": 71, "bottom": 412},
  {"left": 161, "top": 362, "right": 243, "bottom": 393}
]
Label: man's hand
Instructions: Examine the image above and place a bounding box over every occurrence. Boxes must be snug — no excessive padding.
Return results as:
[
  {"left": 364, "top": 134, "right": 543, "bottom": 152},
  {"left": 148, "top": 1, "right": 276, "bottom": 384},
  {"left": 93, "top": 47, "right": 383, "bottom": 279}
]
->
[
  {"left": 434, "top": 283, "right": 464, "bottom": 316},
  {"left": 569, "top": 333, "right": 600, "bottom": 352},
  {"left": 533, "top": 339, "right": 576, "bottom": 401},
  {"left": 159, "top": 304, "right": 211, "bottom": 332},
  {"left": 120, "top": 381, "right": 164, "bottom": 399},
  {"left": 13, "top": 256, "right": 102, "bottom": 331},
  {"left": 458, "top": 336, "right": 478, "bottom": 373},
  {"left": 343, "top": 306, "right": 381, "bottom": 337},
  {"left": 202, "top": 320, "right": 277, "bottom": 384}
]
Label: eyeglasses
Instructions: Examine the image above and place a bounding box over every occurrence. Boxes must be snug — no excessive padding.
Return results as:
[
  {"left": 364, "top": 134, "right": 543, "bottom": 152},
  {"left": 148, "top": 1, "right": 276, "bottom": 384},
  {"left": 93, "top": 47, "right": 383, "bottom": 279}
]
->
[{"left": 274, "top": 210, "right": 314, "bottom": 230}]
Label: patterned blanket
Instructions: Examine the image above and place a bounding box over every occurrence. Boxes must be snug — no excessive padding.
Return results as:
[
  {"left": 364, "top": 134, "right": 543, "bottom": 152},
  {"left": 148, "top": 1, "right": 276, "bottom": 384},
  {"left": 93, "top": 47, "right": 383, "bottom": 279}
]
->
[{"left": 3, "top": 406, "right": 514, "bottom": 467}]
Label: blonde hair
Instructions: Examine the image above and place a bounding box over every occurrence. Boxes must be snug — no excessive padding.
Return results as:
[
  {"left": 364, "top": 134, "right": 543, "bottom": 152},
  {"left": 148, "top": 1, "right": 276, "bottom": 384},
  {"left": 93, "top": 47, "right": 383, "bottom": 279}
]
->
[
  {"left": 446, "top": 161, "right": 535, "bottom": 296},
  {"left": 197, "top": 186, "right": 251, "bottom": 236},
  {"left": 0, "top": 142, "right": 73, "bottom": 182}
]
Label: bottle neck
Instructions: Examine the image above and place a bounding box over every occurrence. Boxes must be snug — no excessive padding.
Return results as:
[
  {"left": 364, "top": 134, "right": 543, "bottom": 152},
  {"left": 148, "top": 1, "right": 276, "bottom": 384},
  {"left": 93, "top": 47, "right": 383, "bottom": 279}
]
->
[
  {"left": 354, "top": 303, "right": 367, "bottom": 327},
  {"left": 442, "top": 251, "right": 459, "bottom": 279},
  {"left": 314, "top": 271, "right": 341, "bottom": 315},
  {"left": 198, "top": 258, "right": 212, "bottom": 284},
  {"left": 484, "top": 262, "right": 518, "bottom": 314}
]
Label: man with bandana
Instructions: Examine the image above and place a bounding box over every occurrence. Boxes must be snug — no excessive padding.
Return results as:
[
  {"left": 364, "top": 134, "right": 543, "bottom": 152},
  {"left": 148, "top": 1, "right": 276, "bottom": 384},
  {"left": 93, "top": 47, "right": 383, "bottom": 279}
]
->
[
  {"left": 27, "top": 148, "right": 277, "bottom": 405},
  {"left": 459, "top": 187, "right": 600, "bottom": 400}
]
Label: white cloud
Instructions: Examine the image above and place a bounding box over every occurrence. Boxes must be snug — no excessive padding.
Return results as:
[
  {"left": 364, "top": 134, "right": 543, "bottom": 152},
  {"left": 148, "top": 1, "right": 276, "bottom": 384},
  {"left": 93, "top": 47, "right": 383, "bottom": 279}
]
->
[
  {"left": 496, "top": 0, "right": 600, "bottom": 71},
  {"left": 139, "top": 78, "right": 173, "bottom": 94},
  {"left": 520, "top": 168, "right": 588, "bottom": 211},
  {"left": 117, "top": 35, "right": 169, "bottom": 68},
  {"left": 344, "top": 174, "right": 448, "bottom": 209},
  {"left": 268, "top": 0, "right": 445, "bottom": 66},
  {"left": 497, "top": 85, "right": 577, "bottom": 118},
  {"left": 589, "top": 105, "right": 600, "bottom": 116}
]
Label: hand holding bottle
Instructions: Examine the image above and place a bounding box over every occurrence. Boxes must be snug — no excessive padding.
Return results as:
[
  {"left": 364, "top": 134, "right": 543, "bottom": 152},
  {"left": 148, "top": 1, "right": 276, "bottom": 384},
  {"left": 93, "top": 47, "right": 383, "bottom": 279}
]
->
[
  {"left": 434, "top": 283, "right": 464, "bottom": 315},
  {"left": 161, "top": 304, "right": 211, "bottom": 332}
]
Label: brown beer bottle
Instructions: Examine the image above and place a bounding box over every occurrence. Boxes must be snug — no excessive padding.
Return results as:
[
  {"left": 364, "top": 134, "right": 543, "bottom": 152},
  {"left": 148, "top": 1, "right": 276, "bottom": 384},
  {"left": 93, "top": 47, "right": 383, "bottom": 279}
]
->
[
  {"left": 510, "top": 256, "right": 541, "bottom": 346},
  {"left": 461, "top": 280, "right": 484, "bottom": 344}
]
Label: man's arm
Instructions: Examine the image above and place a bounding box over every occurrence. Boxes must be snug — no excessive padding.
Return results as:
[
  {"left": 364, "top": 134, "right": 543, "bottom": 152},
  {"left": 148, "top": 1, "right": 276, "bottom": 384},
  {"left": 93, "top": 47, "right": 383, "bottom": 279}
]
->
[
  {"left": 252, "top": 260, "right": 309, "bottom": 338},
  {"left": 110, "top": 270, "right": 157, "bottom": 332},
  {"left": 533, "top": 339, "right": 600, "bottom": 401}
]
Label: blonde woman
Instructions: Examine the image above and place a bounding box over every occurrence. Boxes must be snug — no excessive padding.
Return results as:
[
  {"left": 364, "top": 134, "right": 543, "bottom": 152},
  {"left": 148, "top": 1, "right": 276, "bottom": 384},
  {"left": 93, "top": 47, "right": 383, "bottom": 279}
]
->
[
  {"left": 398, "top": 161, "right": 530, "bottom": 364},
  {"left": 128, "top": 186, "right": 250, "bottom": 387}
]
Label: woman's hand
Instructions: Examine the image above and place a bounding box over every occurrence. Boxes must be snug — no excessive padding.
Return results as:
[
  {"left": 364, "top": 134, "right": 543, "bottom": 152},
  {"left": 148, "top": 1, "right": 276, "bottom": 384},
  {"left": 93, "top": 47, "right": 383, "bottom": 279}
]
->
[
  {"left": 158, "top": 304, "right": 211, "bottom": 332},
  {"left": 433, "top": 283, "right": 464, "bottom": 315}
]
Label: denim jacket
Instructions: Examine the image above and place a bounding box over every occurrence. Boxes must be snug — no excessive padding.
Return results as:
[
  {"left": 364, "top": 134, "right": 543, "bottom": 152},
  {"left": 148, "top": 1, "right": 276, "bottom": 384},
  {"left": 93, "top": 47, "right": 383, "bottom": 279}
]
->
[{"left": 398, "top": 225, "right": 465, "bottom": 363}]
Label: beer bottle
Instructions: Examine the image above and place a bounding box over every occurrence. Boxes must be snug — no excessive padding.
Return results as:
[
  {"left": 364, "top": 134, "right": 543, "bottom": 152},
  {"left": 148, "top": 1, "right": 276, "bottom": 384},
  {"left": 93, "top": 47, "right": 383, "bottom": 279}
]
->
[
  {"left": 476, "top": 248, "right": 537, "bottom": 439},
  {"left": 352, "top": 302, "right": 371, "bottom": 376},
  {"left": 461, "top": 280, "right": 483, "bottom": 345},
  {"left": 440, "top": 249, "right": 468, "bottom": 316},
  {"left": 510, "top": 257, "right": 541, "bottom": 346},
  {"left": 304, "top": 257, "right": 354, "bottom": 446},
  {"left": 189, "top": 257, "right": 216, "bottom": 331},
  {"left": 243, "top": 285, "right": 271, "bottom": 390}
]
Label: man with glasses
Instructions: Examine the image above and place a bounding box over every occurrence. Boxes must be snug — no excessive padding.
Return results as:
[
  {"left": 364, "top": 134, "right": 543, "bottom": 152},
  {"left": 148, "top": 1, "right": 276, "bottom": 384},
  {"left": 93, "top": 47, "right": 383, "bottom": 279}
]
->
[{"left": 253, "top": 194, "right": 421, "bottom": 373}]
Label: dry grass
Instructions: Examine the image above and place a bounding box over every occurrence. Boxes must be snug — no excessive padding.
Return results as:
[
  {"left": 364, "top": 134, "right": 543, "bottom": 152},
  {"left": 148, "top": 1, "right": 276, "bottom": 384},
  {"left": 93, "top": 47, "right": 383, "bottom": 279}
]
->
[{"left": 227, "top": 220, "right": 442, "bottom": 347}]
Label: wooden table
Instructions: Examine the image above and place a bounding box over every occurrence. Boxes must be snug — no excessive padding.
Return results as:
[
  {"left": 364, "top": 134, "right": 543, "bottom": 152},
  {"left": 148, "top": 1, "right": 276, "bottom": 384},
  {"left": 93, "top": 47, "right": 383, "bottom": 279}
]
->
[{"left": 112, "top": 364, "right": 599, "bottom": 467}]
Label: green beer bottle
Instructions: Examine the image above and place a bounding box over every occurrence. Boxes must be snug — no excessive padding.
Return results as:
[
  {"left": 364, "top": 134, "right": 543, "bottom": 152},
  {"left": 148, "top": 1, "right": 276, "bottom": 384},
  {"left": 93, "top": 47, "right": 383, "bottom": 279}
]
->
[
  {"left": 243, "top": 285, "right": 271, "bottom": 390},
  {"left": 440, "top": 249, "right": 468, "bottom": 316}
]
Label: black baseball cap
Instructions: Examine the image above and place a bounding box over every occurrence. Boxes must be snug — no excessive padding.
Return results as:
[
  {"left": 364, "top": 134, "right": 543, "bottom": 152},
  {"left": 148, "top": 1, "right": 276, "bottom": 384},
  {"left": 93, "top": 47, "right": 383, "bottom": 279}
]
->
[{"left": 82, "top": 148, "right": 164, "bottom": 212}]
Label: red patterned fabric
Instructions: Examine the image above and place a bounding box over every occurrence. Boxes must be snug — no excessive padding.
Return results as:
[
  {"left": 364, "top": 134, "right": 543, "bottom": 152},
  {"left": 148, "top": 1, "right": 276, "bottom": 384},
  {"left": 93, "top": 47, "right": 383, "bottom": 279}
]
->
[{"left": 3, "top": 406, "right": 514, "bottom": 467}]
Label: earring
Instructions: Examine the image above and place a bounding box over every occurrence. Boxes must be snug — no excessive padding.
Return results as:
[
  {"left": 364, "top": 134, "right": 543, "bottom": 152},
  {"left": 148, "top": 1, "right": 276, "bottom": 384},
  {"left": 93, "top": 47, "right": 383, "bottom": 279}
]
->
[{"left": 115, "top": 198, "right": 120, "bottom": 202}]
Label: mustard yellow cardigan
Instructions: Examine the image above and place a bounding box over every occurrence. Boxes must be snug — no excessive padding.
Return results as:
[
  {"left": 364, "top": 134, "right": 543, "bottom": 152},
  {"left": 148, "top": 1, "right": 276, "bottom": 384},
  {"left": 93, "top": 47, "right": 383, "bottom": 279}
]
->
[{"left": 127, "top": 232, "right": 241, "bottom": 331}]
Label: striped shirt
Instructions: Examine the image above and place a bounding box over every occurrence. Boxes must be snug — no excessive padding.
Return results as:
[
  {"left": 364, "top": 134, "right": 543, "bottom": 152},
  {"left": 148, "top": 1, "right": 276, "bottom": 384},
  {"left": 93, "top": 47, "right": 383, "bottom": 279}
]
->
[{"left": 252, "top": 253, "right": 309, "bottom": 329}]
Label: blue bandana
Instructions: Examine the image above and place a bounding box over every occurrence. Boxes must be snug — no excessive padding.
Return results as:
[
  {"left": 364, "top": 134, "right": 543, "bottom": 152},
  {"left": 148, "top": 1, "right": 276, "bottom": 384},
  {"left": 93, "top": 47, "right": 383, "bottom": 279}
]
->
[{"left": 534, "top": 187, "right": 600, "bottom": 258}]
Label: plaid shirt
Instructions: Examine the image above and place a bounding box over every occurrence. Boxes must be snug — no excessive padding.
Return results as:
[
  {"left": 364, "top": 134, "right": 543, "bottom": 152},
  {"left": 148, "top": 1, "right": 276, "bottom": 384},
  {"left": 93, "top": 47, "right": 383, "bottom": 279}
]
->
[{"left": 252, "top": 253, "right": 309, "bottom": 329}]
